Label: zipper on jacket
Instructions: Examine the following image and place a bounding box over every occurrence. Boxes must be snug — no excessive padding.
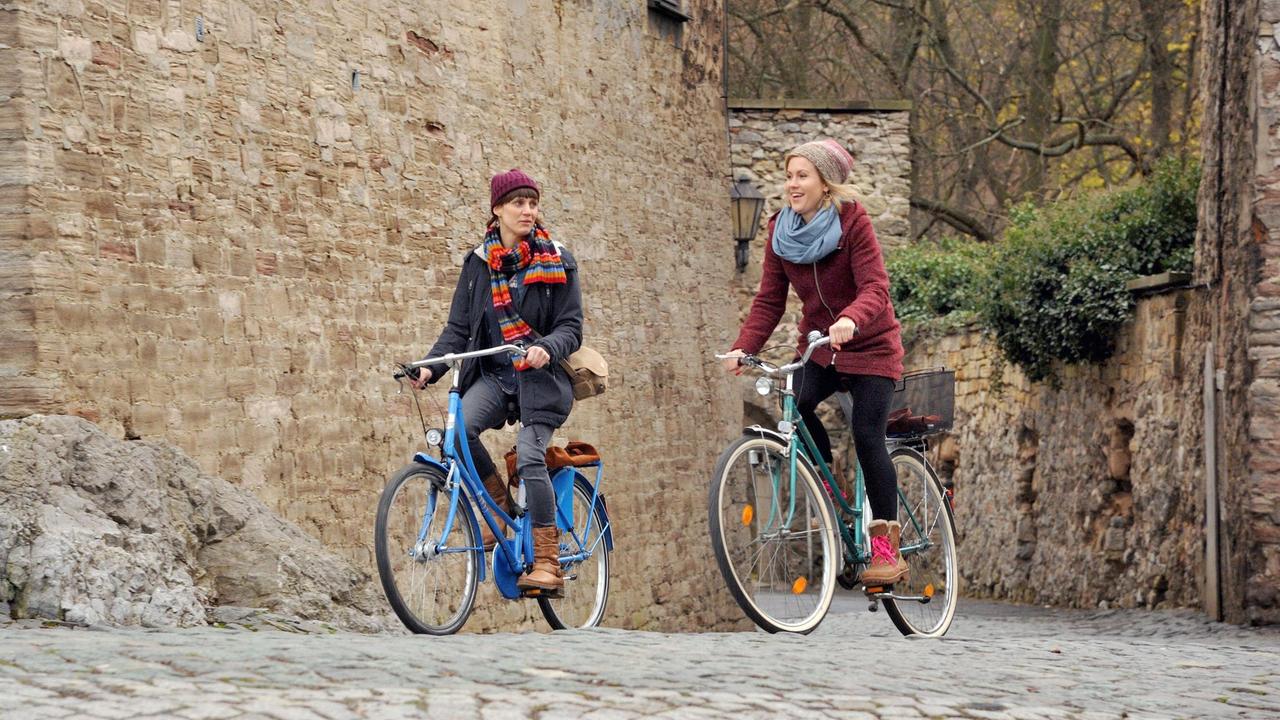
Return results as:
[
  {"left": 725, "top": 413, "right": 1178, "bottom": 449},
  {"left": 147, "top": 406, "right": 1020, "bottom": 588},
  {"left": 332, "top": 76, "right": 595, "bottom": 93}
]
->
[{"left": 813, "top": 263, "right": 838, "bottom": 367}]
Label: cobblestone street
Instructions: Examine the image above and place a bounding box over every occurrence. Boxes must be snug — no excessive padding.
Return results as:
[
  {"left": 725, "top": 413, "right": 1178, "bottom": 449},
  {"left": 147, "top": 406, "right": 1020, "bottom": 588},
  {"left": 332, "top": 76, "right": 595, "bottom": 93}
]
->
[{"left": 2, "top": 596, "right": 1276, "bottom": 719}]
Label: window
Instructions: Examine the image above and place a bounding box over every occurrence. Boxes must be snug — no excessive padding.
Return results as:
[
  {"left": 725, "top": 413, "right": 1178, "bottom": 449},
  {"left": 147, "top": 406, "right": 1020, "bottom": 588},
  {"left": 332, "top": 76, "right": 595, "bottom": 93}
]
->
[
  {"left": 648, "top": 0, "right": 690, "bottom": 22},
  {"left": 647, "top": 0, "right": 688, "bottom": 46}
]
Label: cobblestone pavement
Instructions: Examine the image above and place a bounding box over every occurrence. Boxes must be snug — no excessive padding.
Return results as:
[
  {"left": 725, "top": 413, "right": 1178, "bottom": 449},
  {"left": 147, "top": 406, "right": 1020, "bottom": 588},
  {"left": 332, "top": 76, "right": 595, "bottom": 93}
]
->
[{"left": 2, "top": 594, "right": 1277, "bottom": 720}]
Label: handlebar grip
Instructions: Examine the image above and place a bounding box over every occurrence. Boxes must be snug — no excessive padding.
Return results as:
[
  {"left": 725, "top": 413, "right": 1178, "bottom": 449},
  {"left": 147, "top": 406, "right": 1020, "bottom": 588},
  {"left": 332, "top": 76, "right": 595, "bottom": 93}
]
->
[{"left": 393, "top": 366, "right": 422, "bottom": 381}]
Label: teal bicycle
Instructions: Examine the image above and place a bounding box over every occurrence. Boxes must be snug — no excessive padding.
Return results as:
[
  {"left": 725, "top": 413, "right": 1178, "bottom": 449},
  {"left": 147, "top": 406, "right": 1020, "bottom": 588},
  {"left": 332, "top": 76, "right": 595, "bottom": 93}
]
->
[
  {"left": 711, "top": 332, "right": 958, "bottom": 636},
  {"left": 376, "top": 343, "right": 613, "bottom": 635}
]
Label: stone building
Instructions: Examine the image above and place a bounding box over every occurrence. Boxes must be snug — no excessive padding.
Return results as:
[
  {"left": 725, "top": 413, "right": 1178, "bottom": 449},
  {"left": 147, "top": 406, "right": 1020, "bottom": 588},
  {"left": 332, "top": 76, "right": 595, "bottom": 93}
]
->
[
  {"left": 1197, "top": 0, "right": 1280, "bottom": 625},
  {"left": 0, "top": 0, "right": 749, "bottom": 632}
]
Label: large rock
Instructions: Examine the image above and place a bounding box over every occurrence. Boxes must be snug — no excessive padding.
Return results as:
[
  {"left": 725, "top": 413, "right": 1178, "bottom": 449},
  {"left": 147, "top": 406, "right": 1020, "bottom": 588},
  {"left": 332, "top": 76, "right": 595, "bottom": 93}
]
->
[{"left": 0, "top": 415, "right": 398, "bottom": 632}]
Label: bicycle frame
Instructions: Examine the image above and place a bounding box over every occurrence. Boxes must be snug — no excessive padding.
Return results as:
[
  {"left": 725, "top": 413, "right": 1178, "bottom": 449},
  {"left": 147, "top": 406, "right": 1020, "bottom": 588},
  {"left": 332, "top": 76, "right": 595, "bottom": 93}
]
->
[
  {"left": 405, "top": 346, "right": 610, "bottom": 584},
  {"left": 758, "top": 362, "right": 934, "bottom": 568}
]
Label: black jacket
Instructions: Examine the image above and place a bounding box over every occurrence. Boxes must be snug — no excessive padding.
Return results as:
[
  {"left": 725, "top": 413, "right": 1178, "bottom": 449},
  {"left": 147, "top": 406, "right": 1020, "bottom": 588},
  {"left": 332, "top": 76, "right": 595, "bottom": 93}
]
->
[{"left": 424, "top": 243, "right": 583, "bottom": 427}]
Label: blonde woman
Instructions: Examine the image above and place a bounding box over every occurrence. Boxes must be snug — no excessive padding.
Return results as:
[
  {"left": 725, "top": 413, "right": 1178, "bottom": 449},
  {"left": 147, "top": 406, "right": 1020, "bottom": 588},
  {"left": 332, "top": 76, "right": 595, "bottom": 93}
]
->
[{"left": 721, "top": 140, "right": 908, "bottom": 585}]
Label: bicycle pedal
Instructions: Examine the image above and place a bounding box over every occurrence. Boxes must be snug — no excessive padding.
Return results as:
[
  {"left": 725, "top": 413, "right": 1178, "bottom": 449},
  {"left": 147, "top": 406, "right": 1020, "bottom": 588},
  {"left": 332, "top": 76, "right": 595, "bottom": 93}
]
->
[{"left": 519, "top": 587, "right": 564, "bottom": 599}]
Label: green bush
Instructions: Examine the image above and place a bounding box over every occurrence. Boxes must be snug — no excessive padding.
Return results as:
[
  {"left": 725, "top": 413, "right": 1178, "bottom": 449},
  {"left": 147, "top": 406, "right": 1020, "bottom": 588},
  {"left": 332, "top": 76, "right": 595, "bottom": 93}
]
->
[
  {"left": 887, "top": 157, "right": 1199, "bottom": 382},
  {"left": 886, "top": 237, "right": 990, "bottom": 324}
]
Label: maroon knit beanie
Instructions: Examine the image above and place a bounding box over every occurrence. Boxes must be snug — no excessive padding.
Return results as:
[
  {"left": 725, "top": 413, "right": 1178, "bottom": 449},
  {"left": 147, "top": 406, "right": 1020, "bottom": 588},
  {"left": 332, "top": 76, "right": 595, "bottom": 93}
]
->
[{"left": 490, "top": 168, "right": 540, "bottom": 208}]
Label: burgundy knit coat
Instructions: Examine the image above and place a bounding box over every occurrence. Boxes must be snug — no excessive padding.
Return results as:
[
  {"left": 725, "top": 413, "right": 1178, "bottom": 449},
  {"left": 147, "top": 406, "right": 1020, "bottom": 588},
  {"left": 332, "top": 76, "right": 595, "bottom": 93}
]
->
[{"left": 733, "top": 201, "right": 905, "bottom": 381}]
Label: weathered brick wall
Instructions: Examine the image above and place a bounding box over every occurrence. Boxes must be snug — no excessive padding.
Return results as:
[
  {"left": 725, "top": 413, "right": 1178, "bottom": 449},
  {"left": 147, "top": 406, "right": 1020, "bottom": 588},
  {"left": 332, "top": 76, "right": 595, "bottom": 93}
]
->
[
  {"left": 0, "top": 7, "right": 51, "bottom": 417},
  {"left": 6, "top": 0, "right": 748, "bottom": 632},
  {"left": 1198, "top": 0, "right": 1279, "bottom": 625},
  {"left": 1241, "top": 0, "right": 1280, "bottom": 624},
  {"left": 905, "top": 291, "right": 1213, "bottom": 611}
]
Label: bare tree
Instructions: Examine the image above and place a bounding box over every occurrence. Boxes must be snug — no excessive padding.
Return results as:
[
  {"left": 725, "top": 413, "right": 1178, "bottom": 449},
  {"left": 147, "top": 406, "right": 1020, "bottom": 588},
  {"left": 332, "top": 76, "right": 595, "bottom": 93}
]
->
[{"left": 727, "top": 0, "right": 1201, "bottom": 240}]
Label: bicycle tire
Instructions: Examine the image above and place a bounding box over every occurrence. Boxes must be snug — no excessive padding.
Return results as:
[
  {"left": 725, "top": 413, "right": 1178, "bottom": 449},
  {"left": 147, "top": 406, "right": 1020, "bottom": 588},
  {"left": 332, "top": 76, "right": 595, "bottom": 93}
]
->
[
  {"left": 538, "top": 474, "right": 612, "bottom": 630},
  {"left": 881, "top": 447, "right": 958, "bottom": 637},
  {"left": 708, "top": 434, "right": 840, "bottom": 634},
  {"left": 375, "top": 463, "right": 481, "bottom": 635}
]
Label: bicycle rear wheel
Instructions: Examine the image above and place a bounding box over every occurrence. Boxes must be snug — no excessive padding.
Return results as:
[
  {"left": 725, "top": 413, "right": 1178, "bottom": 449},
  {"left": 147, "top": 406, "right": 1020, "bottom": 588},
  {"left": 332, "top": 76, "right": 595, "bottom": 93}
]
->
[
  {"left": 538, "top": 474, "right": 611, "bottom": 629},
  {"left": 375, "top": 463, "right": 480, "bottom": 635},
  {"left": 882, "top": 447, "right": 958, "bottom": 637},
  {"left": 708, "top": 434, "right": 840, "bottom": 634}
]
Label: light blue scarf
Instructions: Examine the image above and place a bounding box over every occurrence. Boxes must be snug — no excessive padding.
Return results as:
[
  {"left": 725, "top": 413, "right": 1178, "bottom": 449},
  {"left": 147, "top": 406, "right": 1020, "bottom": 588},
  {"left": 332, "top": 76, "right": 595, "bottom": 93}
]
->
[{"left": 771, "top": 205, "right": 841, "bottom": 264}]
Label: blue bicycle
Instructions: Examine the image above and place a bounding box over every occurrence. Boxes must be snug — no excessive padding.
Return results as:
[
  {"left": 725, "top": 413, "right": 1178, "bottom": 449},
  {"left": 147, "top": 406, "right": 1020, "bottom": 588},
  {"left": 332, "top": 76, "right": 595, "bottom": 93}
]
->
[{"left": 375, "top": 343, "right": 614, "bottom": 635}]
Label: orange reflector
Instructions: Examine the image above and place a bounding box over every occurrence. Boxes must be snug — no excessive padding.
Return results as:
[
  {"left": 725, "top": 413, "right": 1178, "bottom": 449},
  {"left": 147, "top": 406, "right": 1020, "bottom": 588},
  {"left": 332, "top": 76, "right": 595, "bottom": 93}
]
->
[
  {"left": 923, "top": 583, "right": 935, "bottom": 598},
  {"left": 741, "top": 505, "right": 754, "bottom": 526},
  {"left": 792, "top": 577, "right": 808, "bottom": 594}
]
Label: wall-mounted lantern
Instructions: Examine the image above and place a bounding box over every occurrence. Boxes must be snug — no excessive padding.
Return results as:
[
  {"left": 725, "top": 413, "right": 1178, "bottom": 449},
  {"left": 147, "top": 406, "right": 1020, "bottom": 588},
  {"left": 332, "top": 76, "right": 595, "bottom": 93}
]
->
[{"left": 730, "top": 177, "right": 766, "bottom": 273}]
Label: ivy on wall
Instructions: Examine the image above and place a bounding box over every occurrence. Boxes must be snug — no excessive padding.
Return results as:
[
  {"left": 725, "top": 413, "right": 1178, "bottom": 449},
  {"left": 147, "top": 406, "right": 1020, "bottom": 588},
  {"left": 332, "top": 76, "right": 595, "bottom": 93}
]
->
[{"left": 887, "top": 158, "right": 1199, "bottom": 381}]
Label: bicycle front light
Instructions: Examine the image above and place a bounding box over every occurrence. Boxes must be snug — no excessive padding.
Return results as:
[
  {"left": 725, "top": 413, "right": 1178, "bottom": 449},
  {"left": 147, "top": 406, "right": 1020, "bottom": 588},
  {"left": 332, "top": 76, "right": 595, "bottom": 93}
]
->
[
  {"left": 754, "top": 377, "right": 774, "bottom": 397},
  {"left": 425, "top": 428, "right": 444, "bottom": 447}
]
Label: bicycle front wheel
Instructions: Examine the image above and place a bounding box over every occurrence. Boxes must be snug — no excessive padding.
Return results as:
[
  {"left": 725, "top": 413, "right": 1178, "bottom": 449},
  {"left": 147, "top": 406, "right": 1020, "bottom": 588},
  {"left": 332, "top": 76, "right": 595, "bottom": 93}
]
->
[
  {"left": 538, "top": 474, "right": 611, "bottom": 630},
  {"left": 375, "top": 463, "right": 481, "bottom": 635},
  {"left": 882, "top": 447, "right": 958, "bottom": 637},
  {"left": 709, "top": 434, "right": 840, "bottom": 634}
]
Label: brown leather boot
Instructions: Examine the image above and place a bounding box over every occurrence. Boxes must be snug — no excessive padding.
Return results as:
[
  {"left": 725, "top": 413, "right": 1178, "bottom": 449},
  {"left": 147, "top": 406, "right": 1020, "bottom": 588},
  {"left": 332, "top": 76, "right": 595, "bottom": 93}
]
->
[
  {"left": 516, "top": 526, "right": 564, "bottom": 597},
  {"left": 861, "top": 519, "right": 909, "bottom": 586},
  {"left": 479, "top": 472, "right": 511, "bottom": 551}
]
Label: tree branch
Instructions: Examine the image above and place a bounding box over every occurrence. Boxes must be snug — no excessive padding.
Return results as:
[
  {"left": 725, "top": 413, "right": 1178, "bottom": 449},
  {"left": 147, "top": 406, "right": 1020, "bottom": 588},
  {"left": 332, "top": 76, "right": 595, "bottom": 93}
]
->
[{"left": 910, "top": 196, "right": 995, "bottom": 242}]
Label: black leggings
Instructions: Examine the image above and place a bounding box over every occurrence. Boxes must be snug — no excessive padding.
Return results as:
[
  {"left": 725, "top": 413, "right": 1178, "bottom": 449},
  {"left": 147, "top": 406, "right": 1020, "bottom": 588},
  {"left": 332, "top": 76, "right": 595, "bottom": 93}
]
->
[{"left": 794, "top": 362, "right": 898, "bottom": 521}]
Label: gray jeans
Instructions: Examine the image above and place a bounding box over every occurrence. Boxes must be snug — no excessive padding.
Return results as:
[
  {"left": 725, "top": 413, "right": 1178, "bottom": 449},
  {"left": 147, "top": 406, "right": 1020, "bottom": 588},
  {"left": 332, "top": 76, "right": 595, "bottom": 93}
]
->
[{"left": 459, "top": 375, "right": 556, "bottom": 527}]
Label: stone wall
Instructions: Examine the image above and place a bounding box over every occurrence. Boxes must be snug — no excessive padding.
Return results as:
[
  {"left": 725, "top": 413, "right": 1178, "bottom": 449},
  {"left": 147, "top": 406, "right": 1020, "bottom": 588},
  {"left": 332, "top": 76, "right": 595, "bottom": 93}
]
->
[
  {"left": 3, "top": 0, "right": 748, "bottom": 632},
  {"left": 1239, "top": 0, "right": 1280, "bottom": 626},
  {"left": 905, "top": 290, "right": 1213, "bottom": 611},
  {"left": 0, "top": 7, "right": 51, "bottom": 417},
  {"left": 1200, "top": 0, "right": 1280, "bottom": 625}
]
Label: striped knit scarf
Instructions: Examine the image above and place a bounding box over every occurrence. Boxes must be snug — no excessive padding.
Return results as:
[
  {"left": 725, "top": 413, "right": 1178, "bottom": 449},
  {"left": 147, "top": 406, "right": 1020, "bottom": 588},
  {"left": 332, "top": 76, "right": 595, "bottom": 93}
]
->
[{"left": 484, "top": 223, "right": 567, "bottom": 370}]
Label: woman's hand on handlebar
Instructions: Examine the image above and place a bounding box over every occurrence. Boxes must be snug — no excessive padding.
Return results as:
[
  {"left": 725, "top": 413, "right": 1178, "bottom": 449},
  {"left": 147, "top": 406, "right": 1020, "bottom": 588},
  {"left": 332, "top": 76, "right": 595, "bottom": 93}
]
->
[
  {"left": 411, "top": 366, "right": 433, "bottom": 389},
  {"left": 721, "top": 349, "right": 747, "bottom": 376},
  {"left": 829, "top": 317, "right": 858, "bottom": 349},
  {"left": 526, "top": 345, "right": 551, "bottom": 369}
]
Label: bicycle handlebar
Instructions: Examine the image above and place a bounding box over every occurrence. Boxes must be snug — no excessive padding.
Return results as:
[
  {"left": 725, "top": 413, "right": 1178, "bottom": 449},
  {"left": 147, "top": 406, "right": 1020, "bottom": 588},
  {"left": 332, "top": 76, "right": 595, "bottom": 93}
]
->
[
  {"left": 715, "top": 331, "right": 832, "bottom": 377},
  {"left": 393, "top": 343, "right": 528, "bottom": 380}
]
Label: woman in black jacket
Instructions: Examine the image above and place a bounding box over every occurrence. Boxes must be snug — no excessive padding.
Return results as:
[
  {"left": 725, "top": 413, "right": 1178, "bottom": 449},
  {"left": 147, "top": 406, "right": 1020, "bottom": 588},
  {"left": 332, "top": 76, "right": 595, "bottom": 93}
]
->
[{"left": 412, "top": 168, "right": 583, "bottom": 596}]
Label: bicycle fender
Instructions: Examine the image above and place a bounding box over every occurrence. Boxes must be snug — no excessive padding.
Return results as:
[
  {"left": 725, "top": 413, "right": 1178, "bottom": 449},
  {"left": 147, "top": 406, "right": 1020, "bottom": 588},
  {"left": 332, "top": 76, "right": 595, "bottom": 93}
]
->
[
  {"left": 410, "top": 455, "right": 486, "bottom": 583},
  {"left": 594, "top": 490, "right": 614, "bottom": 551},
  {"left": 551, "top": 467, "right": 576, "bottom": 532},
  {"left": 411, "top": 453, "right": 449, "bottom": 474},
  {"left": 744, "top": 425, "right": 790, "bottom": 446},
  {"left": 554, "top": 470, "right": 614, "bottom": 551}
]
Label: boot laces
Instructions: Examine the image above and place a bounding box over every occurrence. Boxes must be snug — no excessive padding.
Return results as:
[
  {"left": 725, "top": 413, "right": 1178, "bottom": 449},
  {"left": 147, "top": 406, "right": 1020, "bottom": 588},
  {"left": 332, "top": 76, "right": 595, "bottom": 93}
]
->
[{"left": 871, "top": 535, "right": 896, "bottom": 566}]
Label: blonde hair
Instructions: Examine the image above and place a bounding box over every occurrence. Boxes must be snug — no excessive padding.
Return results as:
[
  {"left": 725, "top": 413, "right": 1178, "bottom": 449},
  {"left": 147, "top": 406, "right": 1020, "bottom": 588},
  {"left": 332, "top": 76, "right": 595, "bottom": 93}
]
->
[
  {"left": 784, "top": 154, "right": 860, "bottom": 211},
  {"left": 822, "top": 181, "right": 859, "bottom": 210}
]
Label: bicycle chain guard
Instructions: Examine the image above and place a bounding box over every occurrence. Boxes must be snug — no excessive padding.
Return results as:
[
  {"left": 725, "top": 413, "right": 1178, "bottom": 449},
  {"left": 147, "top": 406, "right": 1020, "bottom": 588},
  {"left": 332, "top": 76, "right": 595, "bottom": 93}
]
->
[
  {"left": 492, "top": 470, "right": 579, "bottom": 600},
  {"left": 493, "top": 545, "right": 524, "bottom": 599}
]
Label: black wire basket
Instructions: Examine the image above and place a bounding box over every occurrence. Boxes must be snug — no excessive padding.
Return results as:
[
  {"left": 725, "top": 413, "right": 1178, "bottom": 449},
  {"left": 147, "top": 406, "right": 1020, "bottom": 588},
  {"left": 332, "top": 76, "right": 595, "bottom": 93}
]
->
[{"left": 886, "top": 368, "right": 955, "bottom": 438}]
